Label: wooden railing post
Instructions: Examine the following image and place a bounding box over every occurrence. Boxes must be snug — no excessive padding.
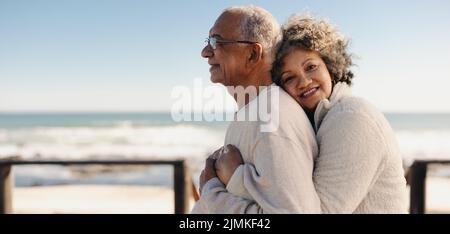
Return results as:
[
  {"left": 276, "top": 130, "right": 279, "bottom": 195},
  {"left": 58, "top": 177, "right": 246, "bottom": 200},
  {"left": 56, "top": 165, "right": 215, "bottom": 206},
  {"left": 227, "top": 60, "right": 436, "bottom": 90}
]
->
[
  {"left": 409, "top": 161, "right": 427, "bottom": 214},
  {"left": 173, "top": 160, "right": 191, "bottom": 214},
  {"left": 0, "top": 165, "right": 13, "bottom": 214}
]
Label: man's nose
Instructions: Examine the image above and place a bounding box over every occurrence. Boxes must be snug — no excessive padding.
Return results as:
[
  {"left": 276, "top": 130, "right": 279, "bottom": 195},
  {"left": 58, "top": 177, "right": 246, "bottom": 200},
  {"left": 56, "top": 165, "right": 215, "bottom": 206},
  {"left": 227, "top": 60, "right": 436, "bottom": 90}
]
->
[{"left": 201, "top": 44, "right": 213, "bottom": 58}]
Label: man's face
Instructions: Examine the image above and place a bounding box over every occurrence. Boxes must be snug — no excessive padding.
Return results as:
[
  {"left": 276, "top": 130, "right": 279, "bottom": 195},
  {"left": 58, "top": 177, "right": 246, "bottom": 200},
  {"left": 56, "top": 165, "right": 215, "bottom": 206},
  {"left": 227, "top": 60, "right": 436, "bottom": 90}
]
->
[{"left": 201, "top": 12, "right": 250, "bottom": 86}]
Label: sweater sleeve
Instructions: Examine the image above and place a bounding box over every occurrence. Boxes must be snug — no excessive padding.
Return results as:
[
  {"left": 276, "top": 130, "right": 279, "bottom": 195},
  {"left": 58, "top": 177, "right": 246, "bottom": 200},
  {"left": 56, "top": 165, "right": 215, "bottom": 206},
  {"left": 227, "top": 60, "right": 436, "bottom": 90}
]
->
[
  {"left": 191, "top": 134, "right": 321, "bottom": 214},
  {"left": 313, "top": 111, "right": 387, "bottom": 213},
  {"left": 225, "top": 165, "right": 253, "bottom": 200}
]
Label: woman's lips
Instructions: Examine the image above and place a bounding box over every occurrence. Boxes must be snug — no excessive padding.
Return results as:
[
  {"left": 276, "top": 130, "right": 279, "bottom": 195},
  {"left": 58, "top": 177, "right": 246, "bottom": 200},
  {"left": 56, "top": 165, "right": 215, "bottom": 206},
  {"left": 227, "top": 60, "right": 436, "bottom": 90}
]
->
[{"left": 300, "top": 87, "right": 319, "bottom": 98}]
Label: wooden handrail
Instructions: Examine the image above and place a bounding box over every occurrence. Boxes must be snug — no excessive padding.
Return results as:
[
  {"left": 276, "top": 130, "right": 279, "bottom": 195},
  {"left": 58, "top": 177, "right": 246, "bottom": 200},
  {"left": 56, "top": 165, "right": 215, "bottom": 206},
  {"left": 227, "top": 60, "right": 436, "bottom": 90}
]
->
[{"left": 0, "top": 158, "right": 193, "bottom": 214}]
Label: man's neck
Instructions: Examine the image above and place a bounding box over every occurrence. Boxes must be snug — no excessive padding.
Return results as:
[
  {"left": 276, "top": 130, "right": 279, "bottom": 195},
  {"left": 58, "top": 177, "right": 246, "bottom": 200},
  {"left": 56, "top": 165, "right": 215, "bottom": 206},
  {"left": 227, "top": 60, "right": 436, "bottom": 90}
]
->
[{"left": 232, "top": 72, "right": 273, "bottom": 109}]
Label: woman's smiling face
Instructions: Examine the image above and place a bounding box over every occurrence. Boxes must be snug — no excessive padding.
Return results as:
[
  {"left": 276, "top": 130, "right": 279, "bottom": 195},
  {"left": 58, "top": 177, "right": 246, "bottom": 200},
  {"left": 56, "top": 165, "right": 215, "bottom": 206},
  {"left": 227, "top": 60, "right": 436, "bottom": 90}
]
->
[{"left": 280, "top": 47, "right": 333, "bottom": 113}]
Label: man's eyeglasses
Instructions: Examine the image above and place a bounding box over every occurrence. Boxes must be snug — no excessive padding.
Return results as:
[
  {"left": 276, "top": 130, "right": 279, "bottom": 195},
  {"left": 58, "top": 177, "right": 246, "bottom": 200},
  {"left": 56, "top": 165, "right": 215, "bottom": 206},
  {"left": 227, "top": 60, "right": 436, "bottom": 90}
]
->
[{"left": 205, "top": 36, "right": 257, "bottom": 50}]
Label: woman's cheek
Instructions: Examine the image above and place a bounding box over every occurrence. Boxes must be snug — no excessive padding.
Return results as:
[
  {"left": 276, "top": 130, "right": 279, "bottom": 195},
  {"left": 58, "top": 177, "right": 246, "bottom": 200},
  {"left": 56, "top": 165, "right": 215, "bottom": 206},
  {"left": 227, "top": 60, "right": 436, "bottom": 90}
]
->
[{"left": 285, "top": 85, "right": 297, "bottom": 98}]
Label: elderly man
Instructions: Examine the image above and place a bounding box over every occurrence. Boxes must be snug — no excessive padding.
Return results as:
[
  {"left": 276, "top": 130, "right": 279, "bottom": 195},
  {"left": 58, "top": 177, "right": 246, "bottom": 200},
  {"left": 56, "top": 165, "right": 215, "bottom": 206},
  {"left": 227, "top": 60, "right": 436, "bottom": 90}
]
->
[{"left": 191, "top": 6, "right": 320, "bottom": 214}]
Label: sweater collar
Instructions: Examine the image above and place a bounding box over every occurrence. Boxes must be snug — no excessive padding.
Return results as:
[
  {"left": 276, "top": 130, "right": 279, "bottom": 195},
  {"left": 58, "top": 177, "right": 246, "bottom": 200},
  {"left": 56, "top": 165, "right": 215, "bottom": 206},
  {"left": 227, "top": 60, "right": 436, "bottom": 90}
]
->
[{"left": 313, "top": 82, "right": 352, "bottom": 131}]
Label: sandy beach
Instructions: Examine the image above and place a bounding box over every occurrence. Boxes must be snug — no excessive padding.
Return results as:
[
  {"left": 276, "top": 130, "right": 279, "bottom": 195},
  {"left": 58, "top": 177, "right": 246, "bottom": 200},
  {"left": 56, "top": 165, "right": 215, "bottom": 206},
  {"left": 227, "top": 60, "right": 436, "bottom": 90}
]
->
[
  {"left": 9, "top": 177, "right": 449, "bottom": 214},
  {"left": 425, "top": 177, "right": 450, "bottom": 213},
  {"left": 13, "top": 185, "right": 195, "bottom": 214}
]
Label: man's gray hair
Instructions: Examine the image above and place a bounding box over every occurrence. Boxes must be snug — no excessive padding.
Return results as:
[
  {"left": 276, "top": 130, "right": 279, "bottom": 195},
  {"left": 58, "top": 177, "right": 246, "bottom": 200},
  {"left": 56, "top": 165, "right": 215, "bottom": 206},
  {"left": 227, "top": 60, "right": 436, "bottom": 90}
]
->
[{"left": 224, "top": 5, "right": 282, "bottom": 64}]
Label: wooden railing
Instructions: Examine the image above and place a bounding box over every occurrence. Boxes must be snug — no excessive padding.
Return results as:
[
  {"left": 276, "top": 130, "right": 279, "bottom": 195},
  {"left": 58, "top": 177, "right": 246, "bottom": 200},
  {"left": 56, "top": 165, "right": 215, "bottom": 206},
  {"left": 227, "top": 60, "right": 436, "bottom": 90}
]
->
[
  {"left": 2, "top": 157, "right": 449, "bottom": 214},
  {"left": 408, "top": 159, "right": 450, "bottom": 214},
  {"left": 0, "top": 157, "right": 193, "bottom": 214}
]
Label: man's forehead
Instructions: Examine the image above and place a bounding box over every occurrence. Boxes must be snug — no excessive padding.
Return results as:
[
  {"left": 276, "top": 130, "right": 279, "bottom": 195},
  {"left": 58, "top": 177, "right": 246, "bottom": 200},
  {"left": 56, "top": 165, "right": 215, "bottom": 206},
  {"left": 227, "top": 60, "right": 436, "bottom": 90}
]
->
[{"left": 209, "top": 12, "right": 242, "bottom": 37}]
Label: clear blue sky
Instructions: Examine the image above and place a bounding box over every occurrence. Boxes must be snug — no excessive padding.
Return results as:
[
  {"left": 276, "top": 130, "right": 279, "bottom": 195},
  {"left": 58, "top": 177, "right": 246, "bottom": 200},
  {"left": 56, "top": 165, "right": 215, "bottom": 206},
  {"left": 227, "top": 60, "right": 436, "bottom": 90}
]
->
[{"left": 1, "top": 0, "right": 449, "bottom": 112}]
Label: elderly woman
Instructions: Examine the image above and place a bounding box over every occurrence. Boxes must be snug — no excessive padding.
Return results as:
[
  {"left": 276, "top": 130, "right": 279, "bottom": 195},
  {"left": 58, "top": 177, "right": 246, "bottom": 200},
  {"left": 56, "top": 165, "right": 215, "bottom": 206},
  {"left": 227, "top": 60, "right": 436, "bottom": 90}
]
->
[{"left": 214, "top": 14, "right": 408, "bottom": 213}]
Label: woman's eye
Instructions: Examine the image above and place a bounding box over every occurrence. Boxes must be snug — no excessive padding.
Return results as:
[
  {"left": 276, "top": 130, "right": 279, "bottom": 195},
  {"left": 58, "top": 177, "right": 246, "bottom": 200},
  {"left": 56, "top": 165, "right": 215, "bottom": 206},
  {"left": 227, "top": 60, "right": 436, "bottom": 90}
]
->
[
  {"left": 283, "top": 76, "right": 294, "bottom": 84},
  {"left": 306, "top": 64, "right": 318, "bottom": 71}
]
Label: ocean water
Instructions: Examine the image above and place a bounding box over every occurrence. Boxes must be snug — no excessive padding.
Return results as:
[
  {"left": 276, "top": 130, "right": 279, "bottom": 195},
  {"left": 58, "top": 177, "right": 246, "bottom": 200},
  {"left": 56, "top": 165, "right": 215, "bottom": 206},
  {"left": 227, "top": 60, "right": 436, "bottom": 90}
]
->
[{"left": 0, "top": 112, "right": 449, "bottom": 186}]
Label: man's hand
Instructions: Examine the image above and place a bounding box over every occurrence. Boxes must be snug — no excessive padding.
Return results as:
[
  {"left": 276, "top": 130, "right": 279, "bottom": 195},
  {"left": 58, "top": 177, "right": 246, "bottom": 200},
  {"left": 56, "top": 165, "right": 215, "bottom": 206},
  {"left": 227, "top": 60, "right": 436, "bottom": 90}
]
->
[{"left": 215, "top": 144, "right": 244, "bottom": 186}]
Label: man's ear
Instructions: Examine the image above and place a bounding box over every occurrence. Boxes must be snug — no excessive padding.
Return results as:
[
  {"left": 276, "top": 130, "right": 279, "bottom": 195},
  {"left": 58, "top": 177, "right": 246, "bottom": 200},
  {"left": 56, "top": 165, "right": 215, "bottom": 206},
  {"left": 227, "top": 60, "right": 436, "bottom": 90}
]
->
[{"left": 248, "top": 43, "right": 263, "bottom": 64}]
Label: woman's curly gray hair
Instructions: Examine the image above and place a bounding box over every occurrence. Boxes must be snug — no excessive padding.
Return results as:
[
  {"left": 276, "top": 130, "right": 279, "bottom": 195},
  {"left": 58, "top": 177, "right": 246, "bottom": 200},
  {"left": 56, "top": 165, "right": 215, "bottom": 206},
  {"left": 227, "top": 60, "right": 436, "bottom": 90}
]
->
[{"left": 272, "top": 14, "right": 354, "bottom": 86}]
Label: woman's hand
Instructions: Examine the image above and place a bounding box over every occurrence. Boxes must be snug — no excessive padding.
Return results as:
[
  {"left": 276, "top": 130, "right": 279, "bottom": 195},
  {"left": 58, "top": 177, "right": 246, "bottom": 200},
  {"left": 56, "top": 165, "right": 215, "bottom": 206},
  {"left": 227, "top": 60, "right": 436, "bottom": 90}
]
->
[
  {"left": 199, "top": 147, "right": 223, "bottom": 194},
  {"left": 215, "top": 144, "right": 244, "bottom": 186}
]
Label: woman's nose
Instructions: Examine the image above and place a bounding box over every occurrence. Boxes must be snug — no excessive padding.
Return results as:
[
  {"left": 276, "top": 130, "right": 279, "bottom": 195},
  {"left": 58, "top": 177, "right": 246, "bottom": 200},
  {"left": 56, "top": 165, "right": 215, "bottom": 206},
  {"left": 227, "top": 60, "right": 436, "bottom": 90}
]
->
[
  {"left": 201, "top": 45, "right": 213, "bottom": 58},
  {"left": 297, "top": 75, "right": 312, "bottom": 89}
]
